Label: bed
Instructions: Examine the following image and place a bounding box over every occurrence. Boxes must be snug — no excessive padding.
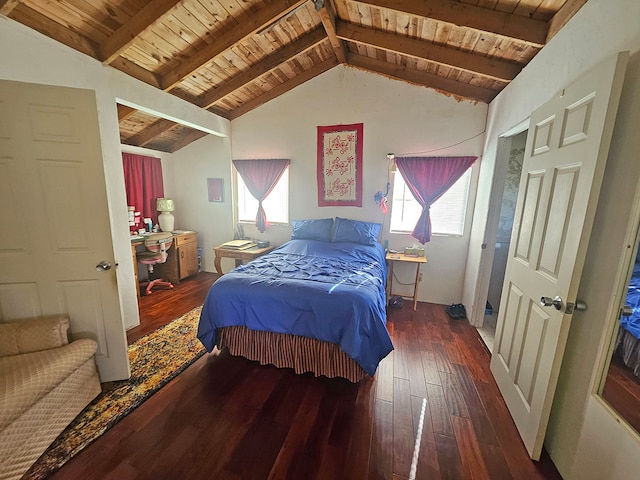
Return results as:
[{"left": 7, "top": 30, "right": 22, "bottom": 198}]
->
[
  {"left": 197, "top": 218, "right": 393, "bottom": 382},
  {"left": 616, "top": 261, "right": 640, "bottom": 378}
]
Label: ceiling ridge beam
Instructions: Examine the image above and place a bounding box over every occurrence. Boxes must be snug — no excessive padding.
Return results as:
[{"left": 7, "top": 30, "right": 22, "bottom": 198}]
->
[
  {"left": 315, "top": 0, "right": 347, "bottom": 63},
  {"left": 161, "top": 0, "right": 309, "bottom": 91},
  {"left": 200, "top": 26, "right": 327, "bottom": 109},
  {"left": 356, "top": 0, "right": 547, "bottom": 47},
  {"left": 100, "top": 0, "right": 184, "bottom": 64},
  {"left": 336, "top": 20, "right": 520, "bottom": 82},
  {"left": 347, "top": 52, "right": 497, "bottom": 103},
  {"left": 125, "top": 118, "right": 178, "bottom": 147},
  {"left": 0, "top": 0, "right": 21, "bottom": 16},
  {"left": 229, "top": 56, "right": 339, "bottom": 119}
]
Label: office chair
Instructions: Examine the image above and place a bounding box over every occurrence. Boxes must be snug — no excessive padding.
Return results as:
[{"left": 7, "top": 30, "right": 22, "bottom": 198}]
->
[{"left": 138, "top": 232, "right": 174, "bottom": 295}]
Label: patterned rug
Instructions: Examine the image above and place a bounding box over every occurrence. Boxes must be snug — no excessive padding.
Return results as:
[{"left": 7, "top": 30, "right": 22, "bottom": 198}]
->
[{"left": 23, "top": 306, "right": 206, "bottom": 480}]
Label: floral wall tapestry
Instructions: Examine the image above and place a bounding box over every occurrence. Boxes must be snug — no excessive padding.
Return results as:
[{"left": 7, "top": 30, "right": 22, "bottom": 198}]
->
[{"left": 316, "top": 123, "right": 363, "bottom": 207}]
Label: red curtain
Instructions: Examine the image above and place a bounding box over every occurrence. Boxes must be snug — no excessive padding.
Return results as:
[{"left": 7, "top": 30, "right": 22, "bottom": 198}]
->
[
  {"left": 233, "top": 159, "right": 290, "bottom": 233},
  {"left": 395, "top": 156, "right": 477, "bottom": 244},
  {"left": 122, "top": 153, "right": 165, "bottom": 225}
]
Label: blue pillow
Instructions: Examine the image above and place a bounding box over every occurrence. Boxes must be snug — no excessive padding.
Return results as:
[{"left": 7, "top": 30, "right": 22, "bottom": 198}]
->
[
  {"left": 331, "top": 217, "right": 382, "bottom": 245},
  {"left": 291, "top": 218, "right": 334, "bottom": 242}
]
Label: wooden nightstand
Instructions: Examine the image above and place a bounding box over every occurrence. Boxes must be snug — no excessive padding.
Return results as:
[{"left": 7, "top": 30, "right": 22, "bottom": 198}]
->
[
  {"left": 213, "top": 243, "right": 275, "bottom": 275},
  {"left": 386, "top": 252, "right": 427, "bottom": 311}
]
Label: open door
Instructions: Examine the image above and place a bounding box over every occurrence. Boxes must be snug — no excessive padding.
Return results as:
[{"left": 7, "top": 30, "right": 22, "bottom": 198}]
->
[
  {"left": 490, "top": 51, "right": 629, "bottom": 459},
  {"left": 0, "top": 80, "right": 130, "bottom": 381}
]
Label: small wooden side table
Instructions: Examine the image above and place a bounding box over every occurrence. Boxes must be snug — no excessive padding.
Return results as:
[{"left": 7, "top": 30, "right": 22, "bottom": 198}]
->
[
  {"left": 386, "top": 252, "right": 427, "bottom": 311},
  {"left": 213, "top": 244, "right": 275, "bottom": 275}
]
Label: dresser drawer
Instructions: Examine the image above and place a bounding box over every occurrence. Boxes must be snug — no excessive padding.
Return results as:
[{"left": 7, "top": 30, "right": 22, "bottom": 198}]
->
[{"left": 174, "top": 232, "right": 197, "bottom": 247}]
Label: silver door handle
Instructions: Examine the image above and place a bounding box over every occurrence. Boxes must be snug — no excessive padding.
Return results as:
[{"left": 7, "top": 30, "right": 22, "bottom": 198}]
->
[
  {"left": 96, "top": 260, "right": 112, "bottom": 271},
  {"left": 540, "top": 296, "right": 563, "bottom": 310}
]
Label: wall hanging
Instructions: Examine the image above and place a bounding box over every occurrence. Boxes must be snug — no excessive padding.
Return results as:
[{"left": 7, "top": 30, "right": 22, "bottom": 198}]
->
[{"left": 316, "top": 123, "right": 363, "bottom": 207}]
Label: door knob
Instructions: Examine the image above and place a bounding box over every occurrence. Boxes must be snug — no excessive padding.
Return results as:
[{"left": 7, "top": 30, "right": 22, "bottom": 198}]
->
[
  {"left": 96, "top": 260, "right": 112, "bottom": 271},
  {"left": 540, "top": 296, "right": 563, "bottom": 310}
]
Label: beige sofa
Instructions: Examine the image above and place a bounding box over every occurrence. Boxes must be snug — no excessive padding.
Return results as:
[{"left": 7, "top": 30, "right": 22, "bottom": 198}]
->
[{"left": 0, "top": 315, "right": 101, "bottom": 480}]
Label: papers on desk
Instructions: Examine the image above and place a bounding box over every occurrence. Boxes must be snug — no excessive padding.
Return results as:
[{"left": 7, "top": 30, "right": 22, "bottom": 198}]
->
[{"left": 220, "top": 239, "right": 257, "bottom": 250}]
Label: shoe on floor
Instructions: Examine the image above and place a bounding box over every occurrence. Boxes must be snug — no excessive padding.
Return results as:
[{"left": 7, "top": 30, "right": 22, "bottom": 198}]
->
[
  {"left": 455, "top": 303, "right": 467, "bottom": 319},
  {"left": 445, "top": 304, "right": 460, "bottom": 319}
]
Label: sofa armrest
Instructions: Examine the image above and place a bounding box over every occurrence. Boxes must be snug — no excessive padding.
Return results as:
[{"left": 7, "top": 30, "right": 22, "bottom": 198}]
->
[
  {"left": 0, "top": 315, "right": 70, "bottom": 357},
  {"left": 0, "top": 338, "right": 98, "bottom": 431}
]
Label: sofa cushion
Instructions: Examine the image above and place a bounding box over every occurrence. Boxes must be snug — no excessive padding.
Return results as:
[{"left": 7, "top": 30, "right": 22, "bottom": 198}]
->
[
  {"left": 0, "top": 315, "right": 70, "bottom": 357},
  {"left": 0, "top": 339, "right": 98, "bottom": 431}
]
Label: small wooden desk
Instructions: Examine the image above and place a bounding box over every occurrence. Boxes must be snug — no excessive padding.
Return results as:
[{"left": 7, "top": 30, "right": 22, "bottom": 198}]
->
[
  {"left": 213, "top": 244, "right": 275, "bottom": 275},
  {"left": 386, "top": 252, "right": 427, "bottom": 311}
]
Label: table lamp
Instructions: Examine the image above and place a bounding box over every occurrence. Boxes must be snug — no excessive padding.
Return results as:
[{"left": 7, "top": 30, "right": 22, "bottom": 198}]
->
[{"left": 157, "top": 198, "right": 175, "bottom": 232}]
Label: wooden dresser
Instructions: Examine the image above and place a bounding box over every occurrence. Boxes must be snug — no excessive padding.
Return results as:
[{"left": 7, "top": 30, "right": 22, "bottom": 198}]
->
[{"left": 150, "top": 231, "right": 199, "bottom": 285}]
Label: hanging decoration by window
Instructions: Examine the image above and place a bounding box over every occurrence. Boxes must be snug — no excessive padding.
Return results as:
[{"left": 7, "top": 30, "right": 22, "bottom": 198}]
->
[{"left": 316, "top": 123, "right": 363, "bottom": 207}]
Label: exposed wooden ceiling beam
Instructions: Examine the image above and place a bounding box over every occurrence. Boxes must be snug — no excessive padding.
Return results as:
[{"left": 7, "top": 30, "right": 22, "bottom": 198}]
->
[
  {"left": 117, "top": 105, "right": 137, "bottom": 121},
  {"left": 110, "top": 56, "right": 163, "bottom": 89},
  {"left": 124, "top": 119, "right": 178, "bottom": 147},
  {"left": 347, "top": 53, "right": 497, "bottom": 103},
  {"left": 200, "top": 27, "right": 327, "bottom": 109},
  {"left": 168, "top": 129, "right": 209, "bottom": 153},
  {"left": 161, "top": 0, "right": 308, "bottom": 91},
  {"left": 0, "top": 0, "right": 21, "bottom": 16},
  {"left": 357, "top": 0, "right": 548, "bottom": 47},
  {"left": 547, "top": 0, "right": 588, "bottom": 42},
  {"left": 315, "top": 0, "right": 347, "bottom": 63},
  {"left": 336, "top": 20, "right": 519, "bottom": 82},
  {"left": 100, "top": 0, "right": 183, "bottom": 64},
  {"left": 229, "top": 56, "right": 339, "bottom": 119}
]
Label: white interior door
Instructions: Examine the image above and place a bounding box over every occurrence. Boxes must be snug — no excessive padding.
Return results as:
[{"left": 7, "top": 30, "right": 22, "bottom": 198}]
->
[
  {"left": 490, "top": 51, "right": 629, "bottom": 459},
  {"left": 0, "top": 80, "right": 130, "bottom": 382}
]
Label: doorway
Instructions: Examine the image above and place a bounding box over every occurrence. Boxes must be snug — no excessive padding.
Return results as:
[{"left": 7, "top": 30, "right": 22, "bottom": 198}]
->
[{"left": 476, "top": 130, "right": 527, "bottom": 352}]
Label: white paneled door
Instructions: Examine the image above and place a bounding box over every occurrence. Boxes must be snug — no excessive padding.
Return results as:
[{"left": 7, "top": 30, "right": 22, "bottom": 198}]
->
[
  {"left": 490, "top": 52, "right": 629, "bottom": 459},
  {"left": 0, "top": 80, "right": 130, "bottom": 382}
]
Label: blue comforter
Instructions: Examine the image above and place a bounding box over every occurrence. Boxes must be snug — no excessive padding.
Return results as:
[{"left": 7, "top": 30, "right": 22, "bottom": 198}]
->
[
  {"left": 622, "top": 262, "right": 640, "bottom": 339},
  {"left": 197, "top": 239, "right": 393, "bottom": 375}
]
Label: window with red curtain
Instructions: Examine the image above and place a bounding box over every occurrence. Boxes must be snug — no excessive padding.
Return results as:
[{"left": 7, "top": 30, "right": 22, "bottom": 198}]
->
[
  {"left": 122, "top": 153, "right": 165, "bottom": 226},
  {"left": 232, "top": 159, "right": 290, "bottom": 233},
  {"left": 395, "top": 156, "right": 477, "bottom": 243}
]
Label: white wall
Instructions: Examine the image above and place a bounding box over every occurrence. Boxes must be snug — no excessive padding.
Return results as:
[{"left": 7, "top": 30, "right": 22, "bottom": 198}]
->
[
  {"left": 0, "top": 17, "right": 230, "bottom": 330},
  {"left": 170, "top": 135, "right": 234, "bottom": 274},
  {"left": 467, "top": 0, "right": 640, "bottom": 478},
  {"left": 231, "top": 66, "right": 487, "bottom": 304}
]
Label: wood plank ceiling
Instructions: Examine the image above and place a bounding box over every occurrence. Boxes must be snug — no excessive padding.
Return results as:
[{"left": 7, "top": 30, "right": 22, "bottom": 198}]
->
[{"left": 1, "top": 0, "right": 587, "bottom": 153}]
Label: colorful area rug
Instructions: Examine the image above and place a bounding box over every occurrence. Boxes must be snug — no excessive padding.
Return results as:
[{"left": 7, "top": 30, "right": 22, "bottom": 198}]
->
[{"left": 24, "top": 306, "right": 206, "bottom": 480}]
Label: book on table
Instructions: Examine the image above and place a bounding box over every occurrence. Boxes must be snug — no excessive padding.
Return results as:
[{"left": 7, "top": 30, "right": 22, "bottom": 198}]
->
[{"left": 220, "top": 239, "right": 256, "bottom": 250}]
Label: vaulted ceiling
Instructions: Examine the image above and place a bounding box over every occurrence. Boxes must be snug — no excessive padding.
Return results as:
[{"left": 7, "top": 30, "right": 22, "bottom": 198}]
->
[{"left": 1, "top": 0, "right": 587, "bottom": 152}]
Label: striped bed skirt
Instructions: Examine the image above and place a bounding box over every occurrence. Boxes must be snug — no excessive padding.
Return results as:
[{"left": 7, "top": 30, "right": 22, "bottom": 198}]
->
[{"left": 216, "top": 326, "right": 369, "bottom": 383}]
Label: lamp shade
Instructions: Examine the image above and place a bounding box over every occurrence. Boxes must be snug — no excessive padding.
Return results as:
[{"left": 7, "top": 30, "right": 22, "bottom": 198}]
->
[{"left": 156, "top": 198, "right": 175, "bottom": 212}]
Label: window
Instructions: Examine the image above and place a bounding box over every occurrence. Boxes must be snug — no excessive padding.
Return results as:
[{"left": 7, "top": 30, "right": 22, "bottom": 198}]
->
[
  {"left": 237, "top": 167, "right": 289, "bottom": 224},
  {"left": 390, "top": 168, "right": 471, "bottom": 236}
]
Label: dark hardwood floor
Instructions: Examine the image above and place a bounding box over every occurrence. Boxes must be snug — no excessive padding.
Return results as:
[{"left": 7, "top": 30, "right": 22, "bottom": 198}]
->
[
  {"left": 126, "top": 271, "right": 217, "bottom": 344},
  {"left": 602, "top": 355, "right": 640, "bottom": 433},
  {"left": 52, "top": 279, "right": 563, "bottom": 479}
]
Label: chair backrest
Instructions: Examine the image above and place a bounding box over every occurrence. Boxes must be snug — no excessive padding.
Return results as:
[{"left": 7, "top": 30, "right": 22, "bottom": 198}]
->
[{"left": 143, "top": 232, "right": 173, "bottom": 264}]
